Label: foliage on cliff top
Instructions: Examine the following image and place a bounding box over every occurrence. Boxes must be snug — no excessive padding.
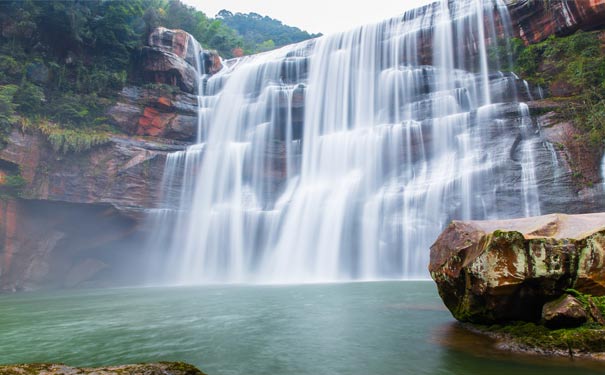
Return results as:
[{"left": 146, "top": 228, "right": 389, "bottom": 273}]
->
[
  {"left": 216, "top": 10, "right": 321, "bottom": 54},
  {"left": 512, "top": 31, "right": 605, "bottom": 149},
  {"left": 0, "top": 0, "right": 317, "bottom": 151}
]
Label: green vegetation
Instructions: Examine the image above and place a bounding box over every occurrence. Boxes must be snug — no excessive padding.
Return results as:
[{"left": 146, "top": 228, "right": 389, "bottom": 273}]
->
[
  {"left": 483, "top": 321, "right": 605, "bottom": 354},
  {"left": 0, "top": 171, "right": 26, "bottom": 199},
  {"left": 477, "top": 290, "right": 605, "bottom": 355},
  {"left": 0, "top": 0, "right": 317, "bottom": 153},
  {"left": 216, "top": 10, "right": 321, "bottom": 55},
  {"left": 566, "top": 289, "right": 605, "bottom": 319},
  {"left": 511, "top": 31, "right": 605, "bottom": 149}
]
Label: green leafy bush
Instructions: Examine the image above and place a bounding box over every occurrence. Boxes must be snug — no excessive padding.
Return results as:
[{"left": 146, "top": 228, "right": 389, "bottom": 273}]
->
[
  {"left": 13, "top": 83, "right": 45, "bottom": 115},
  {"left": 0, "top": 173, "right": 26, "bottom": 198},
  {"left": 514, "top": 31, "right": 605, "bottom": 149},
  {"left": 38, "top": 121, "right": 110, "bottom": 154}
]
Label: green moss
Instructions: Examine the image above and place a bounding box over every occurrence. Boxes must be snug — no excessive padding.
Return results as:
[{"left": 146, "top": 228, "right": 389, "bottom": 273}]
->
[
  {"left": 0, "top": 172, "right": 26, "bottom": 199},
  {"left": 481, "top": 321, "right": 605, "bottom": 353},
  {"left": 158, "top": 361, "right": 207, "bottom": 374},
  {"left": 19, "top": 118, "right": 111, "bottom": 154},
  {"left": 566, "top": 289, "right": 605, "bottom": 319},
  {"left": 514, "top": 30, "right": 605, "bottom": 153}
]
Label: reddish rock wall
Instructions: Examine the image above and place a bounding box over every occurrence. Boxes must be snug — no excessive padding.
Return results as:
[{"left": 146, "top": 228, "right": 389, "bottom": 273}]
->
[{"left": 508, "top": 0, "right": 605, "bottom": 44}]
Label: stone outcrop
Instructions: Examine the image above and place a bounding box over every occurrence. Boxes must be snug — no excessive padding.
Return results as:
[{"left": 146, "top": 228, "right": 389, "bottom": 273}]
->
[
  {"left": 108, "top": 86, "right": 198, "bottom": 141},
  {"left": 142, "top": 47, "right": 200, "bottom": 94},
  {"left": 429, "top": 213, "right": 605, "bottom": 324},
  {"left": 0, "top": 130, "right": 181, "bottom": 217},
  {"left": 507, "top": 0, "right": 605, "bottom": 44},
  {"left": 143, "top": 27, "right": 223, "bottom": 94},
  {"left": 0, "top": 362, "right": 206, "bottom": 375}
]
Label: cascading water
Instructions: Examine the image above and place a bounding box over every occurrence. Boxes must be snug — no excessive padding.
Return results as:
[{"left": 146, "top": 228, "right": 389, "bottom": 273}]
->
[{"left": 150, "top": 0, "right": 551, "bottom": 284}]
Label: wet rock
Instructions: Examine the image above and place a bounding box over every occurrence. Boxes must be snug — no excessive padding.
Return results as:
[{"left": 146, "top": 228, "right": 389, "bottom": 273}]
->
[
  {"left": 0, "top": 362, "right": 206, "bottom": 375},
  {"left": 429, "top": 213, "right": 605, "bottom": 324},
  {"left": 542, "top": 294, "right": 588, "bottom": 328},
  {"left": 202, "top": 50, "right": 223, "bottom": 75}
]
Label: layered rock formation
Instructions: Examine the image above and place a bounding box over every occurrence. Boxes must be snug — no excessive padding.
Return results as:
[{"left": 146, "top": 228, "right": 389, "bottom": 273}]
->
[
  {"left": 0, "top": 27, "right": 205, "bottom": 291},
  {"left": 108, "top": 86, "right": 198, "bottom": 140},
  {"left": 143, "top": 27, "right": 222, "bottom": 93},
  {"left": 0, "top": 131, "right": 184, "bottom": 291},
  {"left": 507, "top": 0, "right": 605, "bottom": 44},
  {"left": 429, "top": 213, "right": 605, "bottom": 323}
]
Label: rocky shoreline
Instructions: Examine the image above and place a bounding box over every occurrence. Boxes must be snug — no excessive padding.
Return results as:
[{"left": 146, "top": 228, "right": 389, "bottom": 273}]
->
[
  {"left": 430, "top": 213, "right": 605, "bottom": 360},
  {"left": 0, "top": 362, "right": 206, "bottom": 375},
  {"left": 462, "top": 323, "right": 605, "bottom": 361}
]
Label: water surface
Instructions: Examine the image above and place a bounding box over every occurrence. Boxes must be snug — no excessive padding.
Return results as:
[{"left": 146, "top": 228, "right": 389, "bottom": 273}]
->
[{"left": 0, "top": 282, "right": 602, "bottom": 374}]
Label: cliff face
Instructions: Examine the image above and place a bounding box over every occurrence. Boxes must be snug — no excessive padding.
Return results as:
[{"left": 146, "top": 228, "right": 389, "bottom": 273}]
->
[
  {"left": 1, "top": 2, "right": 605, "bottom": 290},
  {"left": 0, "top": 131, "right": 183, "bottom": 291},
  {"left": 507, "top": 0, "right": 605, "bottom": 44},
  {"left": 0, "top": 28, "right": 199, "bottom": 291}
]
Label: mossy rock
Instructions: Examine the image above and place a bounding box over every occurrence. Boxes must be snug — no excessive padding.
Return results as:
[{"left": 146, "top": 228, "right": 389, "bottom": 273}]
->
[
  {"left": 475, "top": 322, "right": 605, "bottom": 356},
  {"left": 0, "top": 362, "right": 207, "bottom": 375}
]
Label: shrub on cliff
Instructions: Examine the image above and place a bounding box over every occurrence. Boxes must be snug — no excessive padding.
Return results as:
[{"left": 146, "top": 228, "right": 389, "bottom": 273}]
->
[{"left": 513, "top": 31, "right": 605, "bottom": 149}]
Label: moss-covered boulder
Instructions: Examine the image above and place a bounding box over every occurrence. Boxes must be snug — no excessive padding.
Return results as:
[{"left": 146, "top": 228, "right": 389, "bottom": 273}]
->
[
  {"left": 0, "top": 362, "right": 206, "bottom": 375},
  {"left": 429, "top": 213, "right": 605, "bottom": 324}
]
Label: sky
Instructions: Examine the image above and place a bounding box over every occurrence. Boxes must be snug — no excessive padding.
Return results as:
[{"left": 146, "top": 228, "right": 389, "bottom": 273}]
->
[{"left": 181, "top": 0, "right": 435, "bottom": 36}]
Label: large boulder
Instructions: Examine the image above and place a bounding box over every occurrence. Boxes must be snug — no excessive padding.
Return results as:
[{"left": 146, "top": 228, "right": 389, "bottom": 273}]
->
[{"left": 429, "top": 213, "right": 605, "bottom": 324}]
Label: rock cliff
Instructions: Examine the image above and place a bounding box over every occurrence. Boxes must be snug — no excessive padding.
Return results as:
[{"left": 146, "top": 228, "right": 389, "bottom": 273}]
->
[
  {"left": 2, "top": 1, "right": 605, "bottom": 291},
  {"left": 507, "top": 0, "right": 605, "bottom": 44},
  {"left": 0, "top": 131, "right": 183, "bottom": 291}
]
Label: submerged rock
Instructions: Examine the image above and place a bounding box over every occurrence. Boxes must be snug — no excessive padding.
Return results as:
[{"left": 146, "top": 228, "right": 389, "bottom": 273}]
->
[
  {"left": 0, "top": 362, "right": 206, "bottom": 375},
  {"left": 542, "top": 294, "right": 588, "bottom": 328},
  {"left": 429, "top": 213, "right": 605, "bottom": 324}
]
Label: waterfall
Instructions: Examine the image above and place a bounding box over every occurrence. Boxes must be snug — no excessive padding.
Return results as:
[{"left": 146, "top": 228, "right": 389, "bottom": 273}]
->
[{"left": 150, "top": 0, "right": 547, "bottom": 284}]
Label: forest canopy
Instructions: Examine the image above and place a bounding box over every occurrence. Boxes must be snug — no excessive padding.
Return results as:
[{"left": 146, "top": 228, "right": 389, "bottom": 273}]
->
[{"left": 0, "top": 0, "right": 319, "bottom": 148}]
